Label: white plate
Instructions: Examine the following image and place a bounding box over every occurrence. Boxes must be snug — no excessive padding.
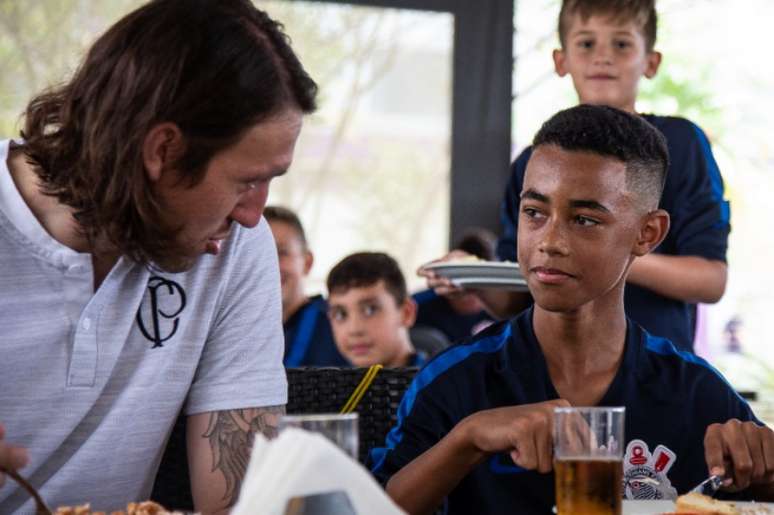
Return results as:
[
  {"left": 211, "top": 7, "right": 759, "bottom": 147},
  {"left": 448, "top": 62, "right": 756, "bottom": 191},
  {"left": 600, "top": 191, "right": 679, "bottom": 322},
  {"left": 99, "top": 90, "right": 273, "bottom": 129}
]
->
[
  {"left": 451, "top": 276, "right": 529, "bottom": 292},
  {"left": 622, "top": 500, "right": 774, "bottom": 514},
  {"left": 423, "top": 260, "right": 522, "bottom": 281}
]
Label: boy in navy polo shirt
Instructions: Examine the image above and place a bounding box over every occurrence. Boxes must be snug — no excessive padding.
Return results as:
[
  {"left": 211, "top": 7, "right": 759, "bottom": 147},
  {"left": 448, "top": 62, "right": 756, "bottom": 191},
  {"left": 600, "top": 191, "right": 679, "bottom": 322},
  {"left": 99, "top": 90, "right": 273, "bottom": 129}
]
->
[
  {"left": 424, "top": 0, "right": 728, "bottom": 351},
  {"left": 265, "top": 206, "right": 347, "bottom": 367},
  {"left": 372, "top": 105, "right": 773, "bottom": 515}
]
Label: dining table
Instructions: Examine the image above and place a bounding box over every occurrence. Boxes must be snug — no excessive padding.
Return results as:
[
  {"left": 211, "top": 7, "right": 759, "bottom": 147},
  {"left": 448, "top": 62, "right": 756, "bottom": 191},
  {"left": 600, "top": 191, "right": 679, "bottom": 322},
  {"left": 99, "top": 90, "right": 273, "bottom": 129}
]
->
[{"left": 622, "top": 499, "right": 774, "bottom": 514}]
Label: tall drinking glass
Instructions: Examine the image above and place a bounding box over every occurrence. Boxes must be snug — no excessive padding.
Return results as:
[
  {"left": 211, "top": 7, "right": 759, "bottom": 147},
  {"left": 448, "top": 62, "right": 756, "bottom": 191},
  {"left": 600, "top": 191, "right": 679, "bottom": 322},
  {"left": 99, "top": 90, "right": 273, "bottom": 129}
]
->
[
  {"left": 278, "top": 413, "right": 359, "bottom": 459},
  {"left": 554, "top": 406, "right": 625, "bottom": 515}
]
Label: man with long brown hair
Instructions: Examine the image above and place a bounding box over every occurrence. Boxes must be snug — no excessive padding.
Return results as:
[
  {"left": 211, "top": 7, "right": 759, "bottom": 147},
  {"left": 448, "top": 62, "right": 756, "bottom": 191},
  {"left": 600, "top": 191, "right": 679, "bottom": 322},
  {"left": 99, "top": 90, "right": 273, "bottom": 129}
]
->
[{"left": 0, "top": 1, "right": 316, "bottom": 513}]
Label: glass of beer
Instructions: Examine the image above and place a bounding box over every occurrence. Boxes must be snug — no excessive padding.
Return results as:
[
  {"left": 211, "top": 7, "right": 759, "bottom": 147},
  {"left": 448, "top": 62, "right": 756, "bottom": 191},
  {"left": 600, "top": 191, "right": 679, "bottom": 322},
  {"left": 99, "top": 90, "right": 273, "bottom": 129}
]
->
[{"left": 553, "top": 406, "right": 625, "bottom": 515}]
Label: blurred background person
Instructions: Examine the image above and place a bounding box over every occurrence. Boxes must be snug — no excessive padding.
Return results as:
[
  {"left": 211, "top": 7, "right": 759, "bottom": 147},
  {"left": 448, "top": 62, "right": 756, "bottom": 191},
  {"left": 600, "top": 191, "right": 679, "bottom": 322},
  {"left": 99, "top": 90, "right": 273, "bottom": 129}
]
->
[
  {"left": 266, "top": 206, "right": 347, "bottom": 367},
  {"left": 327, "top": 252, "right": 426, "bottom": 368},
  {"left": 412, "top": 228, "right": 497, "bottom": 344}
]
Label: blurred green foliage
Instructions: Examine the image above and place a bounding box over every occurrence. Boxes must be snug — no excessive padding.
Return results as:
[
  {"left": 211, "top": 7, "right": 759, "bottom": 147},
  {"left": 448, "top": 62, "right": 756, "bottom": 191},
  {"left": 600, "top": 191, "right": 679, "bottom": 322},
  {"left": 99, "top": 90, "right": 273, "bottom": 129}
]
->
[
  {"left": 0, "top": 0, "right": 722, "bottom": 139},
  {"left": 639, "top": 58, "right": 725, "bottom": 141},
  {"left": 0, "top": 0, "right": 143, "bottom": 135}
]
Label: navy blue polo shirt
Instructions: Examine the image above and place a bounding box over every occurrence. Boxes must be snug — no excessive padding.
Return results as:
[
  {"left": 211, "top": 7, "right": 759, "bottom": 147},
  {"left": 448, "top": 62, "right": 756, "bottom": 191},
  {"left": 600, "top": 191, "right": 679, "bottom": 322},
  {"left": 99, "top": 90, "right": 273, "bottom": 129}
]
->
[
  {"left": 283, "top": 295, "right": 349, "bottom": 367},
  {"left": 413, "top": 289, "right": 496, "bottom": 344},
  {"left": 496, "top": 115, "right": 729, "bottom": 351},
  {"left": 371, "top": 308, "right": 758, "bottom": 515}
]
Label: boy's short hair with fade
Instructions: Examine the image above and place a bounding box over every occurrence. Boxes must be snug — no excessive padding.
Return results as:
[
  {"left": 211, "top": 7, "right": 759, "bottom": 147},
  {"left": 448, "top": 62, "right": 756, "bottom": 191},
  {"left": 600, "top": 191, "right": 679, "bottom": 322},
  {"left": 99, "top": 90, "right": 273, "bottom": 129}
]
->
[
  {"left": 327, "top": 252, "right": 408, "bottom": 305},
  {"left": 264, "top": 205, "right": 308, "bottom": 248},
  {"left": 558, "top": 0, "right": 658, "bottom": 51},
  {"left": 532, "top": 104, "right": 669, "bottom": 209}
]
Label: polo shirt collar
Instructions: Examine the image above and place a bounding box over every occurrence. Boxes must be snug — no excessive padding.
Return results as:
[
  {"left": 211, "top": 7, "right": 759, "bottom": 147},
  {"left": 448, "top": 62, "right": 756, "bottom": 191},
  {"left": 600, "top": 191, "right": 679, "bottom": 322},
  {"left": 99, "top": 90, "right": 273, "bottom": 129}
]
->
[{"left": 0, "top": 139, "right": 89, "bottom": 270}]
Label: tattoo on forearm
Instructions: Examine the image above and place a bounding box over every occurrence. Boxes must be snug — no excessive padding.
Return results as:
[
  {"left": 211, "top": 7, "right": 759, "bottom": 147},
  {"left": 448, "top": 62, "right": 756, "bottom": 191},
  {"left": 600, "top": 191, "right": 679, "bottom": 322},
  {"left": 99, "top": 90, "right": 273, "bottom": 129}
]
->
[{"left": 203, "top": 405, "right": 285, "bottom": 506}]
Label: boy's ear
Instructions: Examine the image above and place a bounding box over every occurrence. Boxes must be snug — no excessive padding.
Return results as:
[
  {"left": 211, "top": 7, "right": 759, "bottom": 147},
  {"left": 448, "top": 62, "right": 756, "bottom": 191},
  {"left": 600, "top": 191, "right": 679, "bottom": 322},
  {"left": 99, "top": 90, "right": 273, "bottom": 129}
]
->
[
  {"left": 303, "top": 249, "right": 314, "bottom": 276},
  {"left": 553, "top": 48, "right": 569, "bottom": 77},
  {"left": 644, "top": 50, "right": 662, "bottom": 79},
  {"left": 400, "top": 298, "right": 418, "bottom": 328},
  {"left": 142, "top": 122, "right": 186, "bottom": 182},
  {"left": 633, "top": 209, "right": 670, "bottom": 257}
]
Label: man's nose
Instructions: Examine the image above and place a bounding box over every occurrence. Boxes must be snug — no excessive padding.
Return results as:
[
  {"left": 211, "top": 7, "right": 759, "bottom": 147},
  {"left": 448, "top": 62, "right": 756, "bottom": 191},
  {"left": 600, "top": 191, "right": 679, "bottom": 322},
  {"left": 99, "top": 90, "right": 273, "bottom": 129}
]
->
[{"left": 230, "top": 186, "right": 268, "bottom": 228}]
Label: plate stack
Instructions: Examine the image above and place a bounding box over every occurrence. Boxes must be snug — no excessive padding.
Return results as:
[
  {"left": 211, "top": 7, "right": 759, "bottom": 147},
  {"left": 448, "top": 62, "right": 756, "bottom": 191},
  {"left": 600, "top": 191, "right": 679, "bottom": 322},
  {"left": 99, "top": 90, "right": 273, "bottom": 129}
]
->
[{"left": 423, "top": 260, "right": 528, "bottom": 291}]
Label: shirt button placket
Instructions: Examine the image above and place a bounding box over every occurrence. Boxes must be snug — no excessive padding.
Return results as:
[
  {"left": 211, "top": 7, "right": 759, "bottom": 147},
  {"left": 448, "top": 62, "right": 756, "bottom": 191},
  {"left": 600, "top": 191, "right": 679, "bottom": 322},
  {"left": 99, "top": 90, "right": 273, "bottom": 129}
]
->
[{"left": 63, "top": 257, "right": 99, "bottom": 387}]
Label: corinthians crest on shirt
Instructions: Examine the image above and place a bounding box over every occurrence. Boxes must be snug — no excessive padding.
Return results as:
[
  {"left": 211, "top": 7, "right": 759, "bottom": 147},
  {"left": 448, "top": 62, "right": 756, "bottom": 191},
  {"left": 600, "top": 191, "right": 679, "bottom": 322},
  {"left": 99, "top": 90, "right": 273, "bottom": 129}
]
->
[{"left": 623, "top": 439, "right": 678, "bottom": 500}]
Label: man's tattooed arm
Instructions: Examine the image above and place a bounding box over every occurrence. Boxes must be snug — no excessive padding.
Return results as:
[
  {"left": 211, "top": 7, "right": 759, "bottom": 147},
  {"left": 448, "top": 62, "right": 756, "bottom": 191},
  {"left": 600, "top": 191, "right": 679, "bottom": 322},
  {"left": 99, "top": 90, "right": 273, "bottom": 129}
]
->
[{"left": 187, "top": 405, "right": 285, "bottom": 514}]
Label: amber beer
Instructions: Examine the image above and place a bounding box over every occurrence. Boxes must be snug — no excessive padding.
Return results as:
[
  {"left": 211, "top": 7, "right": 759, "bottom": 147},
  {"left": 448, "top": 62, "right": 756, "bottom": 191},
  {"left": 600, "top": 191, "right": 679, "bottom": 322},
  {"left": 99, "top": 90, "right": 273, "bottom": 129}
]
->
[{"left": 554, "top": 457, "right": 623, "bottom": 515}]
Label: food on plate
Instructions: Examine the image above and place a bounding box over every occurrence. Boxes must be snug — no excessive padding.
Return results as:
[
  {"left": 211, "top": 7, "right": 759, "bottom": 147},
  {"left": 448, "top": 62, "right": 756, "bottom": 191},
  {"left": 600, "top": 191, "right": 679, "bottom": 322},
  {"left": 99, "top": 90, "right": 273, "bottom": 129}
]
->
[
  {"left": 737, "top": 505, "right": 774, "bottom": 515},
  {"left": 674, "top": 492, "right": 739, "bottom": 514},
  {"left": 54, "top": 500, "right": 178, "bottom": 515},
  {"left": 673, "top": 493, "right": 774, "bottom": 514}
]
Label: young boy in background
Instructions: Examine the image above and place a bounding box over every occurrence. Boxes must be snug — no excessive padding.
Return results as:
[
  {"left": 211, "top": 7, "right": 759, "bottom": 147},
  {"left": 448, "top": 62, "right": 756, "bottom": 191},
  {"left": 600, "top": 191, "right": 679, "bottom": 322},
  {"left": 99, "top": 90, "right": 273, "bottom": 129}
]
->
[
  {"left": 327, "top": 252, "right": 426, "bottom": 368},
  {"left": 425, "top": 0, "right": 729, "bottom": 351},
  {"left": 265, "top": 206, "right": 347, "bottom": 367},
  {"left": 375, "top": 105, "right": 772, "bottom": 515}
]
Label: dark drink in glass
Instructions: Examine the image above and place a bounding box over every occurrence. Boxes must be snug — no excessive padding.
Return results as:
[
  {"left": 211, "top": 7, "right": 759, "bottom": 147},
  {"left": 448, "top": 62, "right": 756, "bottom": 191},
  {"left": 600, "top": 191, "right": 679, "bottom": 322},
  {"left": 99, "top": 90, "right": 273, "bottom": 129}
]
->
[
  {"left": 553, "top": 407, "right": 625, "bottom": 515},
  {"left": 554, "top": 457, "right": 623, "bottom": 515}
]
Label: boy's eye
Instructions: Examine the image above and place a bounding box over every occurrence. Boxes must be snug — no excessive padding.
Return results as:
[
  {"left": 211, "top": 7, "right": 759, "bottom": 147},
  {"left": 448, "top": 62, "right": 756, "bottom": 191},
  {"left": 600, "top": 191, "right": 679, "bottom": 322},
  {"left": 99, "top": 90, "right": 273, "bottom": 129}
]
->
[
  {"left": 521, "top": 206, "right": 544, "bottom": 219},
  {"left": 575, "top": 215, "right": 600, "bottom": 227},
  {"left": 329, "top": 308, "right": 347, "bottom": 322},
  {"left": 362, "top": 303, "right": 380, "bottom": 317},
  {"left": 614, "top": 40, "right": 631, "bottom": 49},
  {"left": 577, "top": 39, "right": 594, "bottom": 49}
]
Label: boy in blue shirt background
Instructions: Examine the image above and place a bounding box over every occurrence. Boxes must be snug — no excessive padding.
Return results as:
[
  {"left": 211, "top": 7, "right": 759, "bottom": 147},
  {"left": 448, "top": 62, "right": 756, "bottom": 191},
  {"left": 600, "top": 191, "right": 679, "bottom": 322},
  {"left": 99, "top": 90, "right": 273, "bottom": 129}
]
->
[
  {"left": 374, "top": 105, "right": 772, "bottom": 515},
  {"left": 327, "top": 252, "right": 427, "bottom": 368},
  {"left": 265, "top": 206, "right": 347, "bottom": 367},
  {"left": 425, "top": 0, "right": 728, "bottom": 351}
]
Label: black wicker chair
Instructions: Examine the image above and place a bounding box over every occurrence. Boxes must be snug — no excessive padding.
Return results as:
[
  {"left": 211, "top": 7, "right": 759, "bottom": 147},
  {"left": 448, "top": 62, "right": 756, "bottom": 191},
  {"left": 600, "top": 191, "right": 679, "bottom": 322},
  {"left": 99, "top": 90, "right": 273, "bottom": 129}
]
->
[
  {"left": 151, "top": 366, "right": 418, "bottom": 511},
  {"left": 285, "top": 367, "right": 418, "bottom": 464}
]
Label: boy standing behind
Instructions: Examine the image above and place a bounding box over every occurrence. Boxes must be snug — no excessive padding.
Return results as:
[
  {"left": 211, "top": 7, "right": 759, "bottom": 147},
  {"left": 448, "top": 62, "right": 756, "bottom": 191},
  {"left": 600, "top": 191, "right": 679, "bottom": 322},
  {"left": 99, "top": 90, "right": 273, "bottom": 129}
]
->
[
  {"left": 327, "top": 252, "right": 426, "bottom": 368},
  {"left": 375, "top": 105, "right": 772, "bottom": 515},
  {"left": 430, "top": 0, "right": 729, "bottom": 351},
  {"left": 500, "top": 0, "right": 729, "bottom": 350},
  {"left": 265, "top": 206, "right": 347, "bottom": 367}
]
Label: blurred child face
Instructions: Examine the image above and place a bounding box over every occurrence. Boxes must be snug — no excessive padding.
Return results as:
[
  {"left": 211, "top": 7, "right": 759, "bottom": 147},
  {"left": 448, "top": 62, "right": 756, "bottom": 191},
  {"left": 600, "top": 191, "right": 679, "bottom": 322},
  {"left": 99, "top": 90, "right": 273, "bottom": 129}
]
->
[
  {"left": 553, "top": 14, "right": 661, "bottom": 112},
  {"left": 517, "top": 145, "right": 659, "bottom": 313},
  {"left": 268, "top": 220, "right": 312, "bottom": 315},
  {"left": 328, "top": 280, "right": 417, "bottom": 367}
]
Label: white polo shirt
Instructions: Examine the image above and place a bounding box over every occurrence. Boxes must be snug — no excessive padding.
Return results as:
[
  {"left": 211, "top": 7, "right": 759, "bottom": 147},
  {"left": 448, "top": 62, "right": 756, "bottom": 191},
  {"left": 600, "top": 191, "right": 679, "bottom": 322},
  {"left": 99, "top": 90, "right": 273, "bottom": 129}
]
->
[{"left": 0, "top": 140, "right": 287, "bottom": 513}]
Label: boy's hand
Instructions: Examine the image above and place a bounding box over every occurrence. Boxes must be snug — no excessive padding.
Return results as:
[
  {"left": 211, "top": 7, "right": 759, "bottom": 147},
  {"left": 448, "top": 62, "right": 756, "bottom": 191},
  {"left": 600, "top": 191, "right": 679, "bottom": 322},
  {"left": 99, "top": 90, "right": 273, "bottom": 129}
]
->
[
  {"left": 0, "top": 423, "right": 29, "bottom": 489},
  {"left": 704, "top": 419, "right": 774, "bottom": 491},
  {"left": 459, "top": 399, "right": 570, "bottom": 473},
  {"left": 417, "top": 250, "right": 474, "bottom": 297}
]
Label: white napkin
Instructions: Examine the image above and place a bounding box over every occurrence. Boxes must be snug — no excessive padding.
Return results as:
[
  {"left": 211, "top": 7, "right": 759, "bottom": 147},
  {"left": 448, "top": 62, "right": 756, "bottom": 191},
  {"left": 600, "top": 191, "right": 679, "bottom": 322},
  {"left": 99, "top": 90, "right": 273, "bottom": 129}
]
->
[{"left": 232, "top": 428, "right": 406, "bottom": 515}]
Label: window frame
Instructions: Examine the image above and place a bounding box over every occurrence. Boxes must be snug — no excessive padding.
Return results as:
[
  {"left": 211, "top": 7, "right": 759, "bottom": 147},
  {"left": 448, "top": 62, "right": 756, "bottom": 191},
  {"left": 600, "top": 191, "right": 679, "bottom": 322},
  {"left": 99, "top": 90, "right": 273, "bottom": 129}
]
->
[{"left": 298, "top": 0, "right": 514, "bottom": 247}]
